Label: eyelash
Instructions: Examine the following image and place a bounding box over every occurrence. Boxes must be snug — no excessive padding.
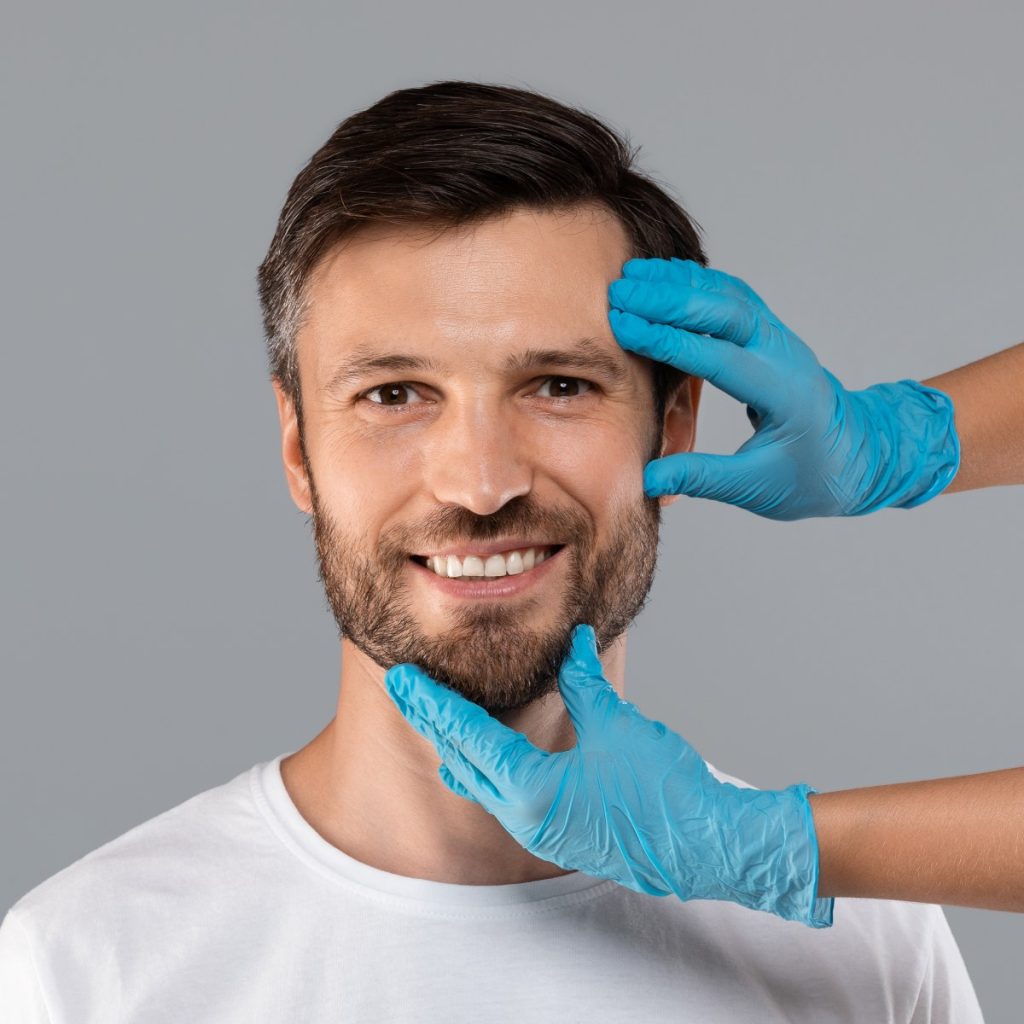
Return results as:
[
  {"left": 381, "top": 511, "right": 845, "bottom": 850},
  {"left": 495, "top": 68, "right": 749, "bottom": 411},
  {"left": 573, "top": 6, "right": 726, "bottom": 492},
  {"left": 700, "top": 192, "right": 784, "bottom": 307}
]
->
[{"left": 357, "top": 376, "right": 596, "bottom": 414}]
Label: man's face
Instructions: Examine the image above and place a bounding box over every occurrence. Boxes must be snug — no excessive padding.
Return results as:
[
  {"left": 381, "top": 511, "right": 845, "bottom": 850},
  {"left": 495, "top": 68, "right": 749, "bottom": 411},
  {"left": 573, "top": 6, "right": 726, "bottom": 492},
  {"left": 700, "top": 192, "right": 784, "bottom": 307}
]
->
[{"left": 281, "top": 203, "right": 689, "bottom": 716}]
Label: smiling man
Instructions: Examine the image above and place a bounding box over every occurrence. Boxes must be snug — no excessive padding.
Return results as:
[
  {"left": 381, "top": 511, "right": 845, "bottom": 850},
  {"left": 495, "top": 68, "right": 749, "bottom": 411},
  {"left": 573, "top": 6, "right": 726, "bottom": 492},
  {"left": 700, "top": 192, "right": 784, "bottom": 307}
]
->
[
  {"left": 271, "top": 201, "right": 687, "bottom": 888},
  {"left": 0, "top": 81, "right": 981, "bottom": 1022},
  {"left": 288, "top": 204, "right": 669, "bottom": 721}
]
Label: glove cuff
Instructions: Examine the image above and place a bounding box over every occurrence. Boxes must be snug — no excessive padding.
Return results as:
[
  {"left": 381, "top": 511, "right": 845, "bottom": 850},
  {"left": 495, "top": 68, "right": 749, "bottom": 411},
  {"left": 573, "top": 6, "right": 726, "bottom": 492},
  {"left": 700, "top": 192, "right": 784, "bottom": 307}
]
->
[
  {"left": 721, "top": 781, "right": 835, "bottom": 927},
  {"left": 854, "top": 379, "right": 961, "bottom": 513},
  {"left": 892, "top": 380, "right": 961, "bottom": 508},
  {"left": 780, "top": 783, "right": 835, "bottom": 928}
]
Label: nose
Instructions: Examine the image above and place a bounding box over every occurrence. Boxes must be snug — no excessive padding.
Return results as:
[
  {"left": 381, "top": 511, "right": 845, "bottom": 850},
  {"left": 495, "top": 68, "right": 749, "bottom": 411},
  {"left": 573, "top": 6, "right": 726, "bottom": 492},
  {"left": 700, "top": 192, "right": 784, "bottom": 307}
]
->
[{"left": 420, "top": 397, "right": 533, "bottom": 516}]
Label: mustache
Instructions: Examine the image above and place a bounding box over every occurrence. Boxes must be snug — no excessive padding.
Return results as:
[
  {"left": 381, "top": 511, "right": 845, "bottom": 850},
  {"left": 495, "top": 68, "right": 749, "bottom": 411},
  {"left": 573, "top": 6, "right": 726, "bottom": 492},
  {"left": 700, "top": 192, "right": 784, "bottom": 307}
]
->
[{"left": 387, "top": 498, "right": 592, "bottom": 559}]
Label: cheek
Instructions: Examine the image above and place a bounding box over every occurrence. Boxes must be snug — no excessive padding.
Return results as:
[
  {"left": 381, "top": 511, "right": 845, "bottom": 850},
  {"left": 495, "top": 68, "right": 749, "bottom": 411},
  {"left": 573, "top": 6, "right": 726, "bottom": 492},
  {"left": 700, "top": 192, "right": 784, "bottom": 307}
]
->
[
  {"left": 311, "top": 426, "right": 421, "bottom": 521},
  {"left": 538, "top": 417, "right": 649, "bottom": 505}
]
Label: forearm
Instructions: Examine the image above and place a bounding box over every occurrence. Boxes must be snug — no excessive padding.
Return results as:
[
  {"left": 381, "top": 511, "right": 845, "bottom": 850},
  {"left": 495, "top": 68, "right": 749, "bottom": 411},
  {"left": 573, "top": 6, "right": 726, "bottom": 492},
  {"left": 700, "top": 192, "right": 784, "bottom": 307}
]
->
[
  {"left": 922, "top": 340, "right": 1024, "bottom": 492},
  {"left": 808, "top": 768, "right": 1024, "bottom": 911}
]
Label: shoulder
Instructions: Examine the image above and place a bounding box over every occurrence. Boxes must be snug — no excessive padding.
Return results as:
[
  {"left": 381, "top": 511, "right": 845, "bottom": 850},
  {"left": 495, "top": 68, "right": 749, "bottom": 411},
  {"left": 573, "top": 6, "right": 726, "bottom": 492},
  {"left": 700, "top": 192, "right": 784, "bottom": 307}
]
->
[
  {"left": 0, "top": 761, "right": 287, "bottom": 1019},
  {"left": 6, "top": 762, "right": 265, "bottom": 940}
]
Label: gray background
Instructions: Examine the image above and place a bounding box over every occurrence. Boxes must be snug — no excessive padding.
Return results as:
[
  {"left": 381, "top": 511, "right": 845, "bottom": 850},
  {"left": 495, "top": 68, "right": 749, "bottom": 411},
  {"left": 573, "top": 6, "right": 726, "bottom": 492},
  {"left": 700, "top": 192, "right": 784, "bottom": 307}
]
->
[{"left": 2, "top": 0, "right": 1021, "bottom": 1018}]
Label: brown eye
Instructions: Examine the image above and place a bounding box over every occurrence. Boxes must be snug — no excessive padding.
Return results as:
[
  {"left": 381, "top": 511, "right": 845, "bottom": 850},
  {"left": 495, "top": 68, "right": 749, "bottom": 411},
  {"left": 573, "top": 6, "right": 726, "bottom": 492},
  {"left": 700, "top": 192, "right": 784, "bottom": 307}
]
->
[
  {"left": 537, "top": 376, "right": 594, "bottom": 399},
  {"left": 364, "top": 382, "right": 425, "bottom": 407}
]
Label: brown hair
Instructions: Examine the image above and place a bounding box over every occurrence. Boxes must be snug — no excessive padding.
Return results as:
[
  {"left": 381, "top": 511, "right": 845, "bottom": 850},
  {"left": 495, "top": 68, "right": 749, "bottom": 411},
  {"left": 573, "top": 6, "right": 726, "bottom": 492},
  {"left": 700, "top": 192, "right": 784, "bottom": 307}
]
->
[{"left": 256, "top": 80, "right": 707, "bottom": 439}]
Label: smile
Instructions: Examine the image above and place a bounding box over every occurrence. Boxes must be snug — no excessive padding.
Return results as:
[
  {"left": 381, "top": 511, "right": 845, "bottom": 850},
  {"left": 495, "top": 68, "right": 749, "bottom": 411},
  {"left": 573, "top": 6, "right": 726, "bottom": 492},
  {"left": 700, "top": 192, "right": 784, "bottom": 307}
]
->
[
  {"left": 410, "top": 544, "right": 564, "bottom": 579},
  {"left": 408, "top": 544, "right": 567, "bottom": 599}
]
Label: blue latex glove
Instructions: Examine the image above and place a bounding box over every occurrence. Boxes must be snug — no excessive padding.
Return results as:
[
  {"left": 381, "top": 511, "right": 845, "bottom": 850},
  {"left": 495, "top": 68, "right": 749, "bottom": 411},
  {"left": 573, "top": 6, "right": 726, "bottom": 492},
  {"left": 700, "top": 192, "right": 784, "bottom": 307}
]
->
[
  {"left": 385, "top": 624, "right": 834, "bottom": 928},
  {"left": 607, "top": 258, "right": 961, "bottom": 518}
]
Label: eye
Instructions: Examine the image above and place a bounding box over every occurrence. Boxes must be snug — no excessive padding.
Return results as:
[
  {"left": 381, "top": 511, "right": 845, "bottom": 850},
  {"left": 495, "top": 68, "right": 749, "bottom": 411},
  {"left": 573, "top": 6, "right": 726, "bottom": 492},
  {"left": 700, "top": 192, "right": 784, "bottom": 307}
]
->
[
  {"left": 360, "top": 382, "right": 428, "bottom": 410},
  {"left": 535, "top": 376, "right": 594, "bottom": 400}
]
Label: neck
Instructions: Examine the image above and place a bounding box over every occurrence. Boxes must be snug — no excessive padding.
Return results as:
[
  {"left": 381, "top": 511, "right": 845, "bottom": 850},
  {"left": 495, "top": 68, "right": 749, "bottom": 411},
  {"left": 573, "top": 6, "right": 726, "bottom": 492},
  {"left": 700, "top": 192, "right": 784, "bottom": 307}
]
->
[{"left": 280, "top": 632, "right": 628, "bottom": 885}]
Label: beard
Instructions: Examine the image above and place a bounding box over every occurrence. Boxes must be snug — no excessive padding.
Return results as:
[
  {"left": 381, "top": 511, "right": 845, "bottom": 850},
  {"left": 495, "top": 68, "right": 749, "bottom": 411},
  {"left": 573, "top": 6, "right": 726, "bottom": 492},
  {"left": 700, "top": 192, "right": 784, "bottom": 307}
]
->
[{"left": 302, "top": 444, "right": 663, "bottom": 718}]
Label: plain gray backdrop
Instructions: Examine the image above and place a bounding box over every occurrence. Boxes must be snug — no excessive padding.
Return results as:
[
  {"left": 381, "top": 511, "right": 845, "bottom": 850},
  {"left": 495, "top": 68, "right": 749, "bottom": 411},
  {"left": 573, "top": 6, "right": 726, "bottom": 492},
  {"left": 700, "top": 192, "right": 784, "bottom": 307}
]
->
[{"left": 3, "top": 1, "right": 1022, "bottom": 1019}]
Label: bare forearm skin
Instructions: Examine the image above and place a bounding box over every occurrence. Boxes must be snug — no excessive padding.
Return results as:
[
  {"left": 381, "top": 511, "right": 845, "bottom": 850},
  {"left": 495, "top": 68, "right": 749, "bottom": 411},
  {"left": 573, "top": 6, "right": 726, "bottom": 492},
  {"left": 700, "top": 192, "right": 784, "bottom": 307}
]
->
[
  {"left": 922, "top": 340, "right": 1024, "bottom": 492},
  {"left": 808, "top": 769, "right": 1024, "bottom": 911}
]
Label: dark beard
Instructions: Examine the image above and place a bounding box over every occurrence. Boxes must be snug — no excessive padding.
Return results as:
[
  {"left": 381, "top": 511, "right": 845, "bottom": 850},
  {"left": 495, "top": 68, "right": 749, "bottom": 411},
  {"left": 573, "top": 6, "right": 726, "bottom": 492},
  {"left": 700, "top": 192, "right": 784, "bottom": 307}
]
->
[{"left": 301, "top": 434, "right": 662, "bottom": 716}]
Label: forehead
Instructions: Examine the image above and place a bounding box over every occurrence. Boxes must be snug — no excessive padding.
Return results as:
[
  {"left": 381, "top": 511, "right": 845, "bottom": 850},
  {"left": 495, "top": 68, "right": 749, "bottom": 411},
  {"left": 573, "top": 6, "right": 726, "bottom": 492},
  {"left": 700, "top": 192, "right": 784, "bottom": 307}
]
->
[{"left": 298, "top": 203, "right": 633, "bottom": 382}]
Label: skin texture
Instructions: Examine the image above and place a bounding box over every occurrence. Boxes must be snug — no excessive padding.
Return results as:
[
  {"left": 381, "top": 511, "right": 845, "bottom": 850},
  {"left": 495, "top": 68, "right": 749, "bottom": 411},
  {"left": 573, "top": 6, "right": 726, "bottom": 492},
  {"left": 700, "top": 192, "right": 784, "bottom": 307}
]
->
[
  {"left": 809, "top": 770, "right": 1024, "bottom": 911},
  {"left": 923, "top": 340, "right": 1024, "bottom": 493},
  {"left": 271, "top": 203, "right": 702, "bottom": 885}
]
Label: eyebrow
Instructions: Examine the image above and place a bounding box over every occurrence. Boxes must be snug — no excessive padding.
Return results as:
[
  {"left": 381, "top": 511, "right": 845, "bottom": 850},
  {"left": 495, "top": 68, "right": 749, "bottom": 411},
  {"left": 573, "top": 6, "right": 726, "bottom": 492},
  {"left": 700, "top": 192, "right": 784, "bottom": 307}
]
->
[{"left": 322, "top": 337, "right": 632, "bottom": 395}]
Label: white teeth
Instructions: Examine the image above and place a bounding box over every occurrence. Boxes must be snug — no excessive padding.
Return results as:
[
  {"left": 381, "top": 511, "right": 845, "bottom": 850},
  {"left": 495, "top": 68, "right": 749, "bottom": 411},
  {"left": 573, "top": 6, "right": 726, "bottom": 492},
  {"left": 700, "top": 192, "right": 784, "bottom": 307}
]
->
[
  {"left": 420, "top": 546, "right": 556, "bottom": 580},
  {"left": 462, "top": 555, "right": 484, "bottom": 576}
]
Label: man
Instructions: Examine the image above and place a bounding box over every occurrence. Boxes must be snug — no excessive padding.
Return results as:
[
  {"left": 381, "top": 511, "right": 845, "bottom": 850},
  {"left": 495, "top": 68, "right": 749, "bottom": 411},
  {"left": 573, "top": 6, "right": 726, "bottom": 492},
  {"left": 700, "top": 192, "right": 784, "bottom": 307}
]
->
[{"left": 0, "top": 80, "right": 982, "bottom": 1021}]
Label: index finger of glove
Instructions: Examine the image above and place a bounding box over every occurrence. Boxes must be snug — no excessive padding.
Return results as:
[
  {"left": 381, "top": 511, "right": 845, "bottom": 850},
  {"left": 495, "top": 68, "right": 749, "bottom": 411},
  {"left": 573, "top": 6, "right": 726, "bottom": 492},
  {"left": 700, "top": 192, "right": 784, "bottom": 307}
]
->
[
  {"left": 609, "top": 308, "right": 770, "bottom": 409},
  {"left": 386, "top": 664, "right": 544, "bottom": 798},
  {"left": 611, "top": 259, "right": 772, "bottom": 345},
  {"left": 620, "top": 257, "right": 777, "bottom": 318}
]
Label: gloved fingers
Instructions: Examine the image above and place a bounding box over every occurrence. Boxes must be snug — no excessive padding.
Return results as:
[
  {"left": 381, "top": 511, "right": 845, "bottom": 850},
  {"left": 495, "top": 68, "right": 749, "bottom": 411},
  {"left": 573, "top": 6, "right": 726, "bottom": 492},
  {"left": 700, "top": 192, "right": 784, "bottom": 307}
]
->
[
  {"left": 619, "top": 255, "right": 779, "bottom": 319},
  {"left": 609, "top": 308, "right": 766, "bottom": 408},
  {"left": 609, "top": 276, "right": 761, "bottom": 347},
  {"left": 562, "top": 624, "right": 606, "bottom": 686},
  {"left": 436, "top": 738, "right": 505, "bottom": 806},
  {"left": 385, "top": 663, "right": 543, "bottom": 789},
  {"left": 386, "top": 675, "right": 511, "bottom": 809},
  {"left": 556, "top": 624, "right": 618, "bottom": 740},
  {"left": 643, "top": 449, "right": 769, "bottom": 503},
  {"left": 610, "top": 254, "right": 778, "bottom": 337},
  {"left": 438, "top": 761, "right": 479, "bottom": 804}
]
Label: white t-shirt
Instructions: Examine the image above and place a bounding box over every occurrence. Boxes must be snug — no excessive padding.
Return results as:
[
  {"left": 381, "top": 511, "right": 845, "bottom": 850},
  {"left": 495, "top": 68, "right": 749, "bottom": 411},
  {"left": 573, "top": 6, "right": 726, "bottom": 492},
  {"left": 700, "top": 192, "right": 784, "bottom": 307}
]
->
[{"left": 0, "top": 753, "right": 984, "bottom": 1022}]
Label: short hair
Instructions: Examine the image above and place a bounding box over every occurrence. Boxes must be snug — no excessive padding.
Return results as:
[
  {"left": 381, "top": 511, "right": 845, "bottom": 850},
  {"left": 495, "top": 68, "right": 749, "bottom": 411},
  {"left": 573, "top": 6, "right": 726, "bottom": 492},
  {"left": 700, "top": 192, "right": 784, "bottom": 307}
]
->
[{"left": 256, "top": 80, "right": 707, "bottom": 437}]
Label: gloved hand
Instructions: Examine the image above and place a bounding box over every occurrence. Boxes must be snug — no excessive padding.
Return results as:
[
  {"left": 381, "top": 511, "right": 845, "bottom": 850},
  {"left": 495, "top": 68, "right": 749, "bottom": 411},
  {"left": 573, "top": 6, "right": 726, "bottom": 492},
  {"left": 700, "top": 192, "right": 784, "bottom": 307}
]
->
[
  {"left": 384, "top": 623, "right": 834, "bottom": 928},
  {"left": 607, "top": 258, "right": 961, "bottom": 518}
]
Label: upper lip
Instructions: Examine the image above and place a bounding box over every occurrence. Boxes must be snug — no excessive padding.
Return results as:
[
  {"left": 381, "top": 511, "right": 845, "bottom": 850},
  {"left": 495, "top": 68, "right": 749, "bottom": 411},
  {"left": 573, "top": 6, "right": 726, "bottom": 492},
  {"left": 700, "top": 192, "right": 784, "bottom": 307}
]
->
[{"left": 413, "top": 538, "right": 564, "bottom": 560}]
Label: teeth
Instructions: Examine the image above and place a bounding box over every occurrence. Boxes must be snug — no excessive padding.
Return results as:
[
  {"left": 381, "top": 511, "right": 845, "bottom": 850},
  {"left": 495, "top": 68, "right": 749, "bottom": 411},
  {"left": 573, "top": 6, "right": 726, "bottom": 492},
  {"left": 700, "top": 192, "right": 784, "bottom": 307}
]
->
[{"left": 422, "top": 546, "right": 555, "bottom": 580}]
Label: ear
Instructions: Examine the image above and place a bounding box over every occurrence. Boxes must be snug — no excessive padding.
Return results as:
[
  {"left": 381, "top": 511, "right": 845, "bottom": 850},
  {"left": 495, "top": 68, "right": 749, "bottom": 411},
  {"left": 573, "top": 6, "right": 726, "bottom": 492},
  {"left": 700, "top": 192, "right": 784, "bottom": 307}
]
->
[
  {"left": 271, "top": 377, "right": 313, "bottom": 515},
  {"left": 656, "top": 375, "right": 704, "bottom": 509}
]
